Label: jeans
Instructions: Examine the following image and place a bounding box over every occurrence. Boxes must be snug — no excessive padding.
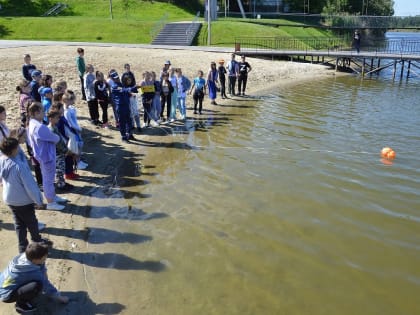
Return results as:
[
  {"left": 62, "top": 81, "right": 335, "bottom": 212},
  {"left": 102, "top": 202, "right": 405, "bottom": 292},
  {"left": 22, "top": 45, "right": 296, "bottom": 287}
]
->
[
  {"left": 177, "top": 96, "right": 186, "bottom": 116},
  {"left": 3, "top": 281, "right": 42, "bottom": 305},
  {"left": 228, "top": 76, "right": 237, "bottom": 95},
  {"left": 9, "top": 204, "right": 42, "bottom": 253}
]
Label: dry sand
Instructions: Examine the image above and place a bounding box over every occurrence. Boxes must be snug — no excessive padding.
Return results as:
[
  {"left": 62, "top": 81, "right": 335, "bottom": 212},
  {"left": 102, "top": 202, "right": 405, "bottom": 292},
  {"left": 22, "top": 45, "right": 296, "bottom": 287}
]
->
[{"left": 0, "top": 44, "right": 337, "bottom": 314}]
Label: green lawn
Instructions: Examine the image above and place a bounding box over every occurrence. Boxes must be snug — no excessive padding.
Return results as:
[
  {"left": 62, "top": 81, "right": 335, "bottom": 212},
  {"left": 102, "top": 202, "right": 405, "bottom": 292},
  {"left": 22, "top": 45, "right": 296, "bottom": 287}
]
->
[{"left": 0, "top": 0, "right": 339, "bottom": 47}]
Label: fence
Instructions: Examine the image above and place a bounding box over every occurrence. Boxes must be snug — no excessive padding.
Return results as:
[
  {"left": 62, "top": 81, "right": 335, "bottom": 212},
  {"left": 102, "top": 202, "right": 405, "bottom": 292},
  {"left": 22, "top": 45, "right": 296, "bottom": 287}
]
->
[{"left": 234, "top": 37, "right": 420, "bottom": 55}]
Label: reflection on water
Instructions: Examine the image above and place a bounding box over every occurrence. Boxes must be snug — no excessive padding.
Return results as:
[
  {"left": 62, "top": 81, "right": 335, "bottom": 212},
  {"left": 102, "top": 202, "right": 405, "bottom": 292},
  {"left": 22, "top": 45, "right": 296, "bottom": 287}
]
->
[{"left": 85, "top": 75, "right": 419, "bottom": 315}]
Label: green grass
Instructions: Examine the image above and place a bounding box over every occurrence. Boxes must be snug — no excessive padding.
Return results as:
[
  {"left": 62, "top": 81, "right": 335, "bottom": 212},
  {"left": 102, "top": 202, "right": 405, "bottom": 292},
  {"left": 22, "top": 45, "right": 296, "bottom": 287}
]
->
[{"left": 0, "top": 0, "right": 337, "bottom": 46}]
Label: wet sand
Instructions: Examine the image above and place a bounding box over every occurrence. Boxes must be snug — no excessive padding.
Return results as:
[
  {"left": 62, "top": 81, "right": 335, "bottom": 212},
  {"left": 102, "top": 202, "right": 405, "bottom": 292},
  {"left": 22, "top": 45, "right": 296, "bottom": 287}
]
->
[{"left": 0, "top": 44, "right": 337, "bottom": 314}]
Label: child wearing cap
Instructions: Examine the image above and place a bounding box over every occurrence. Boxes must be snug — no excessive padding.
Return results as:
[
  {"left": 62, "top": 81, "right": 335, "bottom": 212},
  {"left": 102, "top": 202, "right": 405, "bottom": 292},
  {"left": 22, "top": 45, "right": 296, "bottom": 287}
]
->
[
  {"left": 217, "top": 59, "right": 227, "bottom": 99},
  {"left": 109, "top": 70, "right": 140, "bottom": 143},
  {"left": 30, "top": 70, "right": 42, "bottom": 102}
]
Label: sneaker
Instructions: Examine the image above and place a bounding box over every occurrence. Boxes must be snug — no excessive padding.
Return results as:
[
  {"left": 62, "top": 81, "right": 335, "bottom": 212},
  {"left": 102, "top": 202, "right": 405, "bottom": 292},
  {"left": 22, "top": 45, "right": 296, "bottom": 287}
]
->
[
  {"left": 65, "top": 173, "right": 79, "bottom": 180},
  {"left": 15, "top": 302, "right": 37, "bottom": 313},
  {"left": 169, "top": 118, "right": 175, "bottom": 122},
  {"left": 150, "top": 120, "right": 159, "bottom": 127},
  {"left": 46, "top": 202, "right": 65, "bottom": 211},
  {"left": 77, "top": 160, "right": 88, "bottom": 170},
  {"left": 199, "top": 111, "right": 202, "bottom": 115},
  {"left": 102, "top": 123, "right": 110, "bottom": 129},
  {"left": 38, "top": 222, "right": 46, "bottom": 231},
  {"left": 57, "top": 182, "right": 74, "bottom": 192},
  {"left": 54, "top": 195, "right": 68, "bottom": 203},
  {"left": 128, "top": 134, "right": 136, "bottom": 141},
  {"left": 193, "top": 111, "right": 198, "bottom": 114}
]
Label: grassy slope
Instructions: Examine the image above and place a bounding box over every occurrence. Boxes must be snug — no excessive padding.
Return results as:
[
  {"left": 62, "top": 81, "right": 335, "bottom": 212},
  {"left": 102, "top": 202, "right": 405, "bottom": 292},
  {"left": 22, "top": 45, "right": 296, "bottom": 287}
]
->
[{"left": 0, "top": 0, "right": 333, "bottom": 45}]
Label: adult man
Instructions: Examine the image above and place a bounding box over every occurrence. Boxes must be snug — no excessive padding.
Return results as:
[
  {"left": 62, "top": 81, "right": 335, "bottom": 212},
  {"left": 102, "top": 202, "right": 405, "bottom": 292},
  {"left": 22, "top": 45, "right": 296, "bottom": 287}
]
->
[
  {"left": 237, "top": 55, "right": 252, "bottom": 96},
  {"left": 226, "top": 53, "right": 239, "bottom": 96}
]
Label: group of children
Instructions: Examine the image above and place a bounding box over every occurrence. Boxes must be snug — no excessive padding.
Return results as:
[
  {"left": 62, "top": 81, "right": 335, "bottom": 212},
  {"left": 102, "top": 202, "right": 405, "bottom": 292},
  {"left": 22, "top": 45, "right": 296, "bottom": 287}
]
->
[{"left": 0, "top": 49, "right": 253, "bottom": 313}]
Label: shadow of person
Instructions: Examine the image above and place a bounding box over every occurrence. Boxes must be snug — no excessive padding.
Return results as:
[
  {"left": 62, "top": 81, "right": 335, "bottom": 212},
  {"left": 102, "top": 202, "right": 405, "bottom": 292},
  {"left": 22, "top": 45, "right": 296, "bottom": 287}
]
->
[
  {"left": 35, "top": 291, "right": 125, "bottom": 315},
  {"left": 44, "top": 226, "right": 153, "bottom": 245},
  {"left": 0, "top": 220, "right": 15, "bottom": 231},
  {"left": 49, "top": 248, "right": 166, "bottom": 271}
]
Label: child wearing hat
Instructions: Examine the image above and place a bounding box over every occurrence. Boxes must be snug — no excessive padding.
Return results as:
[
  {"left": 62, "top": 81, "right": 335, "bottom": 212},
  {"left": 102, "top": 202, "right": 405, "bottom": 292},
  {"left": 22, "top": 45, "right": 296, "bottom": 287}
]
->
[
  {"left": 217, "top": 59, "right": 227, "bottom": 99},
  {"left": 30, "top": 70, "right": 42, "bottom": 102}
]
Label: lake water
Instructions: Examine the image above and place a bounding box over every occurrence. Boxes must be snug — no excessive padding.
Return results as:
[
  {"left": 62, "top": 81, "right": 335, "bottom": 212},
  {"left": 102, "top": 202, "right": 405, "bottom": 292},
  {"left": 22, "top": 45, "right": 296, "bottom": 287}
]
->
[{"left": 81, "top": 35, "right": 420, "bottom": 314}]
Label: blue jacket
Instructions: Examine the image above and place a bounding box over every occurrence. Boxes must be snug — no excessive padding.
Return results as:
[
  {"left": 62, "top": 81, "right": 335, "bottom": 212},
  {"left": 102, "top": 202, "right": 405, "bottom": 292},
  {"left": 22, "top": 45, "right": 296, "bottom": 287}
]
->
[
  {"left": 0, "top": 253, "right": 58, "bottom": 301},
  {"left": 110, "top": 80, "right": 136, "bottom": 113},
  {"left": 0, "top": 149, "right": 43, "bottom": 206}
]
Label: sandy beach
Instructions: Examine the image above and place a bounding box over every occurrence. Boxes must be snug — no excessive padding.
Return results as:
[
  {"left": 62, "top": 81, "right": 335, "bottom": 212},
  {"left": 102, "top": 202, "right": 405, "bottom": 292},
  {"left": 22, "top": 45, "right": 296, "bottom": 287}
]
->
[{"left": 0, "top": 44, "right": 336, "bottom": 314}]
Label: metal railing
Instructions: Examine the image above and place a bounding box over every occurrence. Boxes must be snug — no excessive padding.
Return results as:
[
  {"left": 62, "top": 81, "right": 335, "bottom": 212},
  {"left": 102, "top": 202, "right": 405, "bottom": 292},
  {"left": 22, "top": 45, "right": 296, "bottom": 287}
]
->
[
  {"left": 234, "top": 37, "right": 420, "bottom": 55},
  {"left": 186, "top": 11, "right": 201, "bottom": 44},
  {"left": 150, "top": 13, "right": 169, "bottom": 39},
  {"left": 235, "top": 36, "right": 347, "bottom": 51}
]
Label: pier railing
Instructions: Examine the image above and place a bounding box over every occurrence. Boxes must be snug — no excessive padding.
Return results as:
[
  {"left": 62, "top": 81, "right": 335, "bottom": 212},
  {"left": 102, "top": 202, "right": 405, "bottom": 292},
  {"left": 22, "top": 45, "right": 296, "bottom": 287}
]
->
[{"left": 234, "top": 37, "right": 420, "bottom": 55}]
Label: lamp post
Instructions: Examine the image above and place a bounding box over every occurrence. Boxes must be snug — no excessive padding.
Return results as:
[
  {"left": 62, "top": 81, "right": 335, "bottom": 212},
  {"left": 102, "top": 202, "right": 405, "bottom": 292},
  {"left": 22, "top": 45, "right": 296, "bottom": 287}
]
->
[
  {"left": 109, "top": 0, "right": 113, "bottom": 20},
  {"left": 208, "top": 0, "right": 211, "bottom": 46}
]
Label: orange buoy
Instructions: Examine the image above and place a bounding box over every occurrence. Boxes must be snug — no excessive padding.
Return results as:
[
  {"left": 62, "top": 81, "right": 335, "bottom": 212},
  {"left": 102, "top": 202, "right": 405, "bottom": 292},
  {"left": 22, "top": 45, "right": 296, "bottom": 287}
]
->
[{"left": 381, "top": 147, "right": 396, "bottom": 160}]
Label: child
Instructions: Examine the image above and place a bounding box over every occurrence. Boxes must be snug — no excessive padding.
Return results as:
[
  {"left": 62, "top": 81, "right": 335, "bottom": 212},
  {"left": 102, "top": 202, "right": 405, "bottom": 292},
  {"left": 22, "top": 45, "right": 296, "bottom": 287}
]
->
[
  {"left": 52, "top": 80, "right": 67, "bottom": 104},
  {"left": 27, "top": 103, "right": 67, "bottom": 211},
  {"left": 40, "top": 87, "right": 53, "bottom": 123},
  {"left": 121, "top": 73, "right": 140, "bottom": 131},
  {"left": 22, "top": 54, "right": 36, "bottom": 82},
  {"left": 139, "top": 71, "right": 155, "bottom": 127},
  {"left": 217, "top": 59, "right": 228, "bottom": 99},
  {"left": 109, "top": 70, "right": 139, "bottom": 143},
  {"left": 207, "top": 61, "right": 219, "bottom": 105},
  {"left": 0, "top": 137, "right": 52, "bottom": 253},
  {"left": 48, "top": 109, "right": 71, "bottom": 191},
  {"left": 76, "top": 47, "right": 86, "bottom": 101},
  {"left": 0, "top": 105, "right": 10, "bottom": 143},
  {"left": 30, "top": 70, "right": 42, "bottom": 102},
  {"left": 175, "top": 68, "right": 191, "bottom": 120},
  {"left": 160, "top": 72, "right": 174, "bottom": 121},
  {"left": 189, "top": 70, "right": 206, "bottom": 115},
  {"left": 151, "top": 71, "right": 162, "bottom": 123},
  {"left": 107, "top": 69, "right": 119, "bottom": 128},
  {"left": 169, "top": 67, "right": 178, "bottom": 122},
  {"left": 94, "top": 71, "right": 110, "bottom": 128},
  {"left": 9, "top": 127, "right": 46, "bottom": 231},
  {"left": 62, "top": 90, "right": 87, "bottom": 172},
  {"left": 16, "top": 79, "right": 32, "bottom": 127},
  {"left": 84, "top": 64, "right": 99, "bottom": 125},
  {"left": 0, "top": 242, "right": 69, "bottom": 313}
]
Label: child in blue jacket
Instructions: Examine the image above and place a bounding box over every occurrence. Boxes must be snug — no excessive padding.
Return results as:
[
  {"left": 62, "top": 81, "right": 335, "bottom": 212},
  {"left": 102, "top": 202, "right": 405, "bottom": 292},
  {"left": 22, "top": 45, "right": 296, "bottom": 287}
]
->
[{"left": 0, "top": 242, "right": 69, "bottom": 313}]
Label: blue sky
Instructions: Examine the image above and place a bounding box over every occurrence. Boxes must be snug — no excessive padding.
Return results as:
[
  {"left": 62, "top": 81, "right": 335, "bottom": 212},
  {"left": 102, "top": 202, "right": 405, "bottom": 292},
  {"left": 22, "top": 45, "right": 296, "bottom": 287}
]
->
[{"left": 393, "top": 0, "right": 420, "bottom": 16}]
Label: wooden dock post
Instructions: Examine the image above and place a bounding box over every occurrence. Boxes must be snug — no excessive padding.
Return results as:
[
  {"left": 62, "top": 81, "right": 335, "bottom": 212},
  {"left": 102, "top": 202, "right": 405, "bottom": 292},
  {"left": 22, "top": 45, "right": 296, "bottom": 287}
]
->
[
  {"left": 361, "top": 58, "right": 366, "bottom": 77},
  {"left": 393, "top": 61, "right": 397, "bottom": 80},
  {"left": 400, "top": 60, "right": 405, "bottom": 79},
  {"left": 407, "top": 61, "right": 411, "bottom": 78},
  {"left": 377, "top": 59, "right": 381, "bottom": 74}
]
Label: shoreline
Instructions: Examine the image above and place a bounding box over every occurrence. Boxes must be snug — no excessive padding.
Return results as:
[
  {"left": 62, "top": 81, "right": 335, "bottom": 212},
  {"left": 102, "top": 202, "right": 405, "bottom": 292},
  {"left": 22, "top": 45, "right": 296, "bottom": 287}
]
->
[{"left": 0, "top": 45, "right": 339, "bottom": 314}]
